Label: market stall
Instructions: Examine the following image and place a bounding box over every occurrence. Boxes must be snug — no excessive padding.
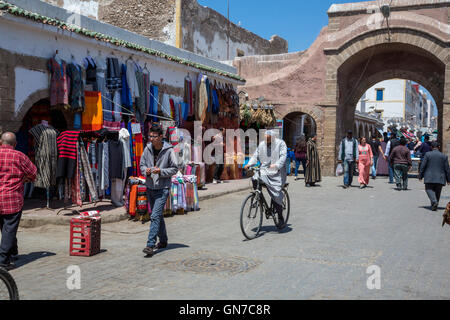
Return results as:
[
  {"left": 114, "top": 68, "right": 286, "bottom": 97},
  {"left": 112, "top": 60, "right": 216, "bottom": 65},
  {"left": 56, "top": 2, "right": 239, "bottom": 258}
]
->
[{"left": 16, "top": 52, "right": 242, "bottom": 220}]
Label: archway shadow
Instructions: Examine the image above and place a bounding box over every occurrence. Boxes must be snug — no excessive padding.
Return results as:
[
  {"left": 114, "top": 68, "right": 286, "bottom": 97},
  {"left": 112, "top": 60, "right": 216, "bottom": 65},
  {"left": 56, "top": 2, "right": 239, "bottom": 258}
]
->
[
  {"left": 144, "top": 243, "right": 190, "bottom": 258},
  {"left": 14, "top": 251, "right": 56, "bottom": 268}
]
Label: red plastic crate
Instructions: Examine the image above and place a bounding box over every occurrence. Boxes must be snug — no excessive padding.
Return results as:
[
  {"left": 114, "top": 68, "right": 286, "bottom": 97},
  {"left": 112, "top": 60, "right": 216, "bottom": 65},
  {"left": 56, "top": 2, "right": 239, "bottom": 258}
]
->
[{"left": 69, "top": 218, "right": 101, "bottom": 257}]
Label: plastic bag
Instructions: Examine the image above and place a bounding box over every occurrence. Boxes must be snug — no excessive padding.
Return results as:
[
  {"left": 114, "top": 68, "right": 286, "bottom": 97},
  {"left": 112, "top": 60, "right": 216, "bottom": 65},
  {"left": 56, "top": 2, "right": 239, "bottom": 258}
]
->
[{"left": 336, "top": 163, "right": 344, "bottom": 176}]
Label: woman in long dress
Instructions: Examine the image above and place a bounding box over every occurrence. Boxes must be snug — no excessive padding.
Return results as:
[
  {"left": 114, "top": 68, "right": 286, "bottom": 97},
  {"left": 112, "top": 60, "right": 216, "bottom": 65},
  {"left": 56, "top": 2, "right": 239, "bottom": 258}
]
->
[{"left": 358, "top": 137, "right": 373, "bottom": 189}]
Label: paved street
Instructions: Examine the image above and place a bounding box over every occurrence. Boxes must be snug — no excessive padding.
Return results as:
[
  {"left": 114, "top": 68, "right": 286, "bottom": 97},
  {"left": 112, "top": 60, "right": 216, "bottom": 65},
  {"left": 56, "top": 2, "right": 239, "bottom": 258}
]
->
[{"left": 8, "top": 176, "right": 450, "bottom": 300}]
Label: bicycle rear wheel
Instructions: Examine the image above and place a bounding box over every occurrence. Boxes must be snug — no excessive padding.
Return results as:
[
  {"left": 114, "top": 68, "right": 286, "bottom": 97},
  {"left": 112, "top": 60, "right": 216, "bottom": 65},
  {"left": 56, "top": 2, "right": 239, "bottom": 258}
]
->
[
  {"left": 240, "top": 193, "right": 263, "bottom": 240},
  {"left": 273, "top": 189, "right": 290, "bottom": 230},
  {"left": 0, "top": 268, "right": 19, "bottom": 300}
]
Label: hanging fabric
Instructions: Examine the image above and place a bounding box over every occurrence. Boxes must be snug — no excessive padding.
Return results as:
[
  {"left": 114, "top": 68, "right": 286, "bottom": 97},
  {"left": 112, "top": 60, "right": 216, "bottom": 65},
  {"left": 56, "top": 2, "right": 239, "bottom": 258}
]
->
[
  {"left": 48, "top": 58, "right": 70, "bottom": 108},
  {"left": 106, "top": 57, "right": 121, "bottom": 90},
  {"left": 67, "top": 63, "right": 86, "bottom": 112},
  {"left": 79, "top": 139, "right": 99, "bottom": 202},
  {"left": 84, "top": 56, "right": 97, "bottom": 90},
  {"left": 56, "top": 130, "right": 80, "bottom": 179},
  {"left": 150, "top": 85, "right": 159, "bottom": 122},
  {"left": 121, "top": 63, "right": 132, "bottom": 109},
  {"left": 29, "top": 124, "right": 59, "bottom": 189},
  {"left": 82, "top": 91, "right": 103, "bottom": 131}
]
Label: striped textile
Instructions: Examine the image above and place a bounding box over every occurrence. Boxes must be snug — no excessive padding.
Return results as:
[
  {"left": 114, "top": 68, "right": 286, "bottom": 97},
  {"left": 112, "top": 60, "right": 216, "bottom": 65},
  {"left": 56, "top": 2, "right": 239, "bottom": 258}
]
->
[
  {"left": 71, "top": 141, "right": 82, "bottom": 207},
  {"left": 29, "top": 124, "right": 58, "bottom": 189},
  {"left": 79, "top": 140, "right": 98, "bottom": 202},
  {"left": 56, "top": 131, "right": 80, "bottom": 160}
]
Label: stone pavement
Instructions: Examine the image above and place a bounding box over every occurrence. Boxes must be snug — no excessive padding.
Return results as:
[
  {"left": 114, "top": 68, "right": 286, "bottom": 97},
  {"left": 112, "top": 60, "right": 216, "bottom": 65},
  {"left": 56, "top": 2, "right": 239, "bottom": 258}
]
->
[
  {"left": 8, "top": 175, "right": 450, "bottom": 300},
  {"left": 19, "top": 178, "right": 253, "bottom": 228}
]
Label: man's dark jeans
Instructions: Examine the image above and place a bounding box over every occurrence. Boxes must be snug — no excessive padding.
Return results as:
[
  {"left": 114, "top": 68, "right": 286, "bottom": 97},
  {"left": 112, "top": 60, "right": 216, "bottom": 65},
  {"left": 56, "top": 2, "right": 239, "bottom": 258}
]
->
[
  {"left": 214, "top": 163, "right": 224, "bottom": 181},
  {"left": 0, "top": 211, "right": 21, "bottom": 265},
  {"left": 146, "top": 189, "right": 169, "bottom": 248},
  {"left": 425, "top": 183, "right": 443, "bottom": 207}
]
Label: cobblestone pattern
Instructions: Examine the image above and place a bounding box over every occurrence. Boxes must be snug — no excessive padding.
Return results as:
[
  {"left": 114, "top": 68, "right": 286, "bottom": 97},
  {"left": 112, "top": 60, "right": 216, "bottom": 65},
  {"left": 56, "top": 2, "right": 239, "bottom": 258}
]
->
[{"left": 8, "top": 176, "right": 450, "bottom": 299}]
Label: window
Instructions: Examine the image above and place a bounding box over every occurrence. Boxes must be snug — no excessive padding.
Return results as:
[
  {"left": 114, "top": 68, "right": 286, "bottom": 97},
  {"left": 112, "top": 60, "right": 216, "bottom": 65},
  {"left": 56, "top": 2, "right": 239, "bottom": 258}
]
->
[{"left": 376, "top": 89, "right": 384, "bottom": 101}]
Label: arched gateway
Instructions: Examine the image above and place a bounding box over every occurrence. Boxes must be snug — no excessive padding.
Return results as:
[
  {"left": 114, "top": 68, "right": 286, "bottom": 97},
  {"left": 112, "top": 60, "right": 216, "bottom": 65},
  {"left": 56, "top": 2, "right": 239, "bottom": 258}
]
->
[{"left": 235, "top": 0, "right": 449, "bottom": 175}]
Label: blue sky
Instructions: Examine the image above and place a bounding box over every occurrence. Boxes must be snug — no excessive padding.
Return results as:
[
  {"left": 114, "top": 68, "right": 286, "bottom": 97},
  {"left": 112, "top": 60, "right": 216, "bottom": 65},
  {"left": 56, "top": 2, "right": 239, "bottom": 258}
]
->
[
  {"left": 197, "top": 0, "right": 436, "bottom": 103},
  {"left": 197, "top": 0, "right": 369, "bottom": 53}
]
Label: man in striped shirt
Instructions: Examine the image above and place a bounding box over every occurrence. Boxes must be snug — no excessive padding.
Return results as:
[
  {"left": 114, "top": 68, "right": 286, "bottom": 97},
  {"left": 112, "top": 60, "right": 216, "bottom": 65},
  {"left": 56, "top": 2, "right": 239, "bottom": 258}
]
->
[{"left": 0, "top": 132, "right": 37, "bottom": 270}]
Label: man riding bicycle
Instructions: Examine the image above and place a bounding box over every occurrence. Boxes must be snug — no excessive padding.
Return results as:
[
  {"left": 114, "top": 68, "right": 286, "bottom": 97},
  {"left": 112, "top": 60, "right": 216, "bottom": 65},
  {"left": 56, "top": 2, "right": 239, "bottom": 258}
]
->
[{"left": 244, "top": 130, "right": 288, "bottom": 226}]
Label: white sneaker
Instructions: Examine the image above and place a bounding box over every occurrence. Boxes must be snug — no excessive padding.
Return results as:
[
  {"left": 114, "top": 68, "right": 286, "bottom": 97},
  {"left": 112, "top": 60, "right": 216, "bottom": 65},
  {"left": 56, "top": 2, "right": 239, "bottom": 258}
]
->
[
  {"left": 213, "top": 179, "right": 218, "bottom": 184},
  {"left": 219, "top": 180, "right": 224, "bottom": 184}
]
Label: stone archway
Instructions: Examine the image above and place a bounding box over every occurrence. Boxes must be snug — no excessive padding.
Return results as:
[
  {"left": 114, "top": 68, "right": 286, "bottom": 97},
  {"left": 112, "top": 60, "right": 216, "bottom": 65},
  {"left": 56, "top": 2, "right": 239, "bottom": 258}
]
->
[
  {"left": 12, "top": 89, "right": 73, "bottom": 132},
  {"left": 277, "top": 104, "right": 325, "bottom": 163},
  {"left": 325, "top": 28, "right": 448, "bottom": 174}
]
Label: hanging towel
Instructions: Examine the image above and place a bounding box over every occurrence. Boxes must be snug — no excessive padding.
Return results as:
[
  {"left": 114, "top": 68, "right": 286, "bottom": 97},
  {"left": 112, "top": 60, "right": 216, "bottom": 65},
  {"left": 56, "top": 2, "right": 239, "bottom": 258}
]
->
[
  {"left": 150, "top": 85, "right": 159, "bottom": 122},
  {"left": 82, "top": 91, "right": 103, "bottom": 131},
  {"left": 121, "top": 63, "right": 132, "bottom": 109}
]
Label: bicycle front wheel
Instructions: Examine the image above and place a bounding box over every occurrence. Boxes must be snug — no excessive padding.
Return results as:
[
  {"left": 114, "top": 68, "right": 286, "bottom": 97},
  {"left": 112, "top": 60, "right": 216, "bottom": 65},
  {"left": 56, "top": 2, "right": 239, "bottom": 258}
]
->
[
  {"left": 240, "top": 193, "right": 263, "bottom": 240},
  {"left": 0, "top": 268, "right": 19, "bottom": 300}
]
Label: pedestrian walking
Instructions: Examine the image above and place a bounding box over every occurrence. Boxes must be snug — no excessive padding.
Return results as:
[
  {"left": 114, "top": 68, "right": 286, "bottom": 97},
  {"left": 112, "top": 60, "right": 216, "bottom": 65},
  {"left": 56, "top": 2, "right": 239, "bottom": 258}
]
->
[
  {"left": 384, "top": 131, "right": 400, "bottom": 184},
  {"left": 0, "top": 132, "right": 37, "bottom": 270},
  {"left": 390, "top": 137, "right": 412, "bottom": 191},
  {"left": 418, "top": 142, "right": 450, "bottom": 211},
  {"left": 338, "top": 130, "right": 359, "bottom": 189},
  {"left": 369, "top": 136, "right": 385, "bottom": 179},
  {"left": 294, "top": 137, "right": 307, "bottom": 181},
  {"left": 305, "top": 134, "right": 321, "bottom": 187},
  {"left": 212, "top": 128, "right": 225, "bottom": 184},
  {"left": 358, "top": 137, "right": 373, "bottom": 189},
  {"left": 140, "top": 125, "right": 178, "bottom": 257}
]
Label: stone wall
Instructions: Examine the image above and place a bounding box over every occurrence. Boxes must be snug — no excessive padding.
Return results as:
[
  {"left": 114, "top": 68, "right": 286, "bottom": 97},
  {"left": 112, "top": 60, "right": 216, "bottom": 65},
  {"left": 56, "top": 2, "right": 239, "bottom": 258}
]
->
[
  {"left": 181, "top": 0, "right": 288, "bottom": 61},
  {"left": 98, "top": 0, "right": 177, "bottom": 44}
]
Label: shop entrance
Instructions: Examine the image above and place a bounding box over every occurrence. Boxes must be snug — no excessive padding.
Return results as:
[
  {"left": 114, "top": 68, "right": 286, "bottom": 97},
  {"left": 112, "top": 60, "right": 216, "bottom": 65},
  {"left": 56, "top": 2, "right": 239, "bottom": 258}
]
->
[
  {"left": 15, "top": 99, "right": 67, "bottom": 200},
  {"left": 282, "top": 112, "right": 317, "bottom": 149}
]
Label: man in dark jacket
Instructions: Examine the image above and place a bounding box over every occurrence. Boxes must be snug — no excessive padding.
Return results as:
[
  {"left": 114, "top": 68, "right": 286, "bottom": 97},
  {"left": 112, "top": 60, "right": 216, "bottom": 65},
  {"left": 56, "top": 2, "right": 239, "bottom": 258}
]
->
[
  {"left": 390, "top": 137, "right": 412, "bottom": 191},
  {"left": 419, "top": 142, "right": 450, "bottom": 211},
  {"left": 140, "top": 125, "right": 178, "bottom": 257}
]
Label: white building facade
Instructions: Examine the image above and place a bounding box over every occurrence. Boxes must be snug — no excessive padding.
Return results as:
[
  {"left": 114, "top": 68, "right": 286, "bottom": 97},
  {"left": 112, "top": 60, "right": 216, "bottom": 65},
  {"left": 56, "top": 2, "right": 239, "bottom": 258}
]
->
[{"left": 356, "top": 79, "right": 437, "bottom": 133}]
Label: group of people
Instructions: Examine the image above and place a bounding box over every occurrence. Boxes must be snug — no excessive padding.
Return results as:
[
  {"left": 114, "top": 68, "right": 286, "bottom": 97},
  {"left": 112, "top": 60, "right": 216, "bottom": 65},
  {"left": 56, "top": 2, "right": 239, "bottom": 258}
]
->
[
  {"left": 337, "top": 129, "right": 450, "bottom": 211},
  {"left": 1, "top": 124, "right": 449, "bottom": 268}
]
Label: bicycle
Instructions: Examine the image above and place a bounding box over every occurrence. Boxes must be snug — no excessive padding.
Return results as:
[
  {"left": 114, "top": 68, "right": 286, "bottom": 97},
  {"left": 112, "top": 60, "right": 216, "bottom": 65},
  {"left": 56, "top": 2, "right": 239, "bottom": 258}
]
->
[
  {"left": 0, "top": 267, "right": 19, "bottom": 300},
  {"left": 240, "top": 167, "right": 290, "bottom": 240}
]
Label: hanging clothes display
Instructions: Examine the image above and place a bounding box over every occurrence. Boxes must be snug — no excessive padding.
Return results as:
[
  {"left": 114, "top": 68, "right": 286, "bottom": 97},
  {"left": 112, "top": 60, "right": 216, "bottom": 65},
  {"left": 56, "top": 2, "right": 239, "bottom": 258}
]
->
[
  {"left": 196, "top": 74, "right": 209, "bottom": 123},
  {"left": 126, "top": 60, "right": 140, "bottom": 101},
  {"left": 184, "top": 75, "right": 193, "bottom": 117},
  {"left": 95, "top": 56, "right": 113, "bottom": 123},
  {"left": 106, "top": 57, "right": 121, "bottom": 90},
  {"left": 29, "top": 123, "right": 59, "bottom": 189},
  {"left": 48, "top": 57, "right": 70, "bottom": 108},
  {"left": 82, "top": 91, "right": 103, "bottom": 131},
  {"left": 79, "top": 139, "right": 99, "bottom": 203},
  {"left": 121, "top": 63, "right": 132, "bottom": 110},
  {"left": 135, "top": 65, "right": 146, "bottom": 122},
  {"left": 67, "top": 63, "right": 86, "bottom": 112},
  {"left": 150, "top": 85, "right": 159, "bottom": 122},
  {"left": 71, "top": 140, "right": 82, "bottom": 207},
  {"left": 84, "top": 56, "right": 97, "bottom": 90},
  {"left": 143, "top": 70, "right": 150, "bottom": 118}
]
